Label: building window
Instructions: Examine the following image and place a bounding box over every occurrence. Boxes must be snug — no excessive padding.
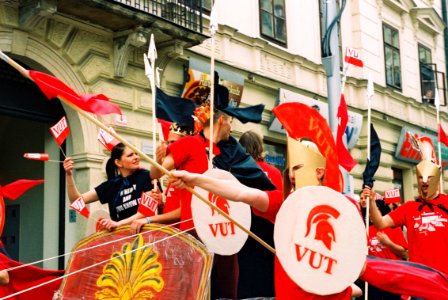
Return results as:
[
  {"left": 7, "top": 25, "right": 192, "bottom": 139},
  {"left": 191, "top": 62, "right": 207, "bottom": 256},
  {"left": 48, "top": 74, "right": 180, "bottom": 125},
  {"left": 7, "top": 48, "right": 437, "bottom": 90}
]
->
[
  {"left": 202, "top": 0, "right": 212, "bottom": 13},
  {"left": 383, "top": 24, "right": 402, "bottom": 90},
  {"left": 259, "top": 0, "right": 287, "bottom": 46},
  {"left": 419, "top": 44, "right": 435, "bottom": 105}
]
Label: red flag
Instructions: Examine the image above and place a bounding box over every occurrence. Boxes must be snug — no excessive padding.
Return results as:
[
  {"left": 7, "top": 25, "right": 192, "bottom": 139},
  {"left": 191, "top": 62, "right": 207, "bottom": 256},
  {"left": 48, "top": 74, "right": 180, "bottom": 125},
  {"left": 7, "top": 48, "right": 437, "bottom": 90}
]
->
[
  {"left": 97, "top": 127, "right": 119, "bottom": 151},
  {"left": 384, "top": 188, "right": 401, "bottom": 204},
  {"left": 272, "top": 102, "right": 343, "bottom": 192},
  {"left": 336, "top": 94, "right": 357, "bottom": 171},
  {"left": 158, "top": 118, "right": 172, "bottom": 141},
  {"left": 439, "top": 123, "right": 448, "bottom": 147},
  {"left": 70, "top": 196, "right": 90, "bottom": 218},
  {"left": 1, "top": 179, "right": 45, "bottom": 200},
  {"left": 24, "top": 153, "right": 49, "bottom": 161},
  {"left": 28, "top": 70, "right": 122, "bottom": 115},
  {"left": 50, "top": 116, "right": 70, "bottom": 146},
  {"left": 0, "top": 252, "right": 64, "bottom": 300},
  {"left": 345, "top": 47, "right": 364, "bottom": 67},
  {"left": 138, "top": 192, "right": 158, "bottom": 216}
]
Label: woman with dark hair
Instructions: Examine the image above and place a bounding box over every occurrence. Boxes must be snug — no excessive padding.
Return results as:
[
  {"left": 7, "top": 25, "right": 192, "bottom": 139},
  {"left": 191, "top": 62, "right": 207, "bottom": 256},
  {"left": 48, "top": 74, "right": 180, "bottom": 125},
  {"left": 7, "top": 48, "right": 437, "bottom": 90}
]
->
[{"left": 63, "top": 143, "right": 154, "bottom": 224}]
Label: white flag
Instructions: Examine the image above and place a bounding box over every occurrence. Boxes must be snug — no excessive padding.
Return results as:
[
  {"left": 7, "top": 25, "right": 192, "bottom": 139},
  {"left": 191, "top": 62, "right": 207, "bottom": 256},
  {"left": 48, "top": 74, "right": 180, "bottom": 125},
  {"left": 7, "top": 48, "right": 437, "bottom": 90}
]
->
[
  {"left": 434, "top": 87, "right": 440, "bottom": 108},
  {"left": 367, "top": 73, "right": 374, "bottom": 99},
  {"left": 210, "top": 2, "right": 218, "bottom": 35}
]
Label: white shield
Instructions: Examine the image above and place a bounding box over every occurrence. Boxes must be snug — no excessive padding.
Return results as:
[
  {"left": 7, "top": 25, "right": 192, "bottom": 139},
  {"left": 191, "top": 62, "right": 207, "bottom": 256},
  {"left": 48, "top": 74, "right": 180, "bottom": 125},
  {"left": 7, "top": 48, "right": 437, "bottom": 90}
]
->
[
  {"left": 191, "top": 169, "right": 251, "bottom": 255},
  {"left": 274, "top": 186, "right": 366, "bottom": 295}
]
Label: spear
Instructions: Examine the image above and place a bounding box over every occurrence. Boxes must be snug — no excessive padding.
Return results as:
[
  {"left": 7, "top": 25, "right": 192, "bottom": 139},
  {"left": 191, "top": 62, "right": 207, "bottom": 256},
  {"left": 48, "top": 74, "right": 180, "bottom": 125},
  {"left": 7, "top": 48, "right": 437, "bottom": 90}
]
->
[
  {"left": 208, "top": 1, "right": 218, "bottom": 169},
  {"left": 0, "top": 49, "right": 274, "bottom": 254}
]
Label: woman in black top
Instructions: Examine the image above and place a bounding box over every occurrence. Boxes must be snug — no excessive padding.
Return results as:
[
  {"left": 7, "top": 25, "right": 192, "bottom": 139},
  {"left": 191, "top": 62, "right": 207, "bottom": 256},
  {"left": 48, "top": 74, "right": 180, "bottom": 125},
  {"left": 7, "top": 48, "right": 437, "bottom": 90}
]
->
[{"left": 63, "top": 143, "right": 154, "bottom": 225}]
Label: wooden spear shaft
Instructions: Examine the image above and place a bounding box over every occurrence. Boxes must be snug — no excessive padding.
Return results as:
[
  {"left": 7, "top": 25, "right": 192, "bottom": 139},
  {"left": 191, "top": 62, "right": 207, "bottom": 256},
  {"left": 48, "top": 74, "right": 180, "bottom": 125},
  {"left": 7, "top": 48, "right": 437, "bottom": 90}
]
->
[{"left": 0, "top": 50, "right": 275, "bottom": 254}]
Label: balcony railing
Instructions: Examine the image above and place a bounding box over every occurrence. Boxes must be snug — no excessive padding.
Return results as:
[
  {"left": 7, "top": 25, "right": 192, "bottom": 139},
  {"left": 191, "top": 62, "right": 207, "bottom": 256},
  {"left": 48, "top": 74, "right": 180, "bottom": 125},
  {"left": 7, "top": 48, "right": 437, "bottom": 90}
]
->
[{"left": 112, "top": 0, "right": 204, "bottom": 33}]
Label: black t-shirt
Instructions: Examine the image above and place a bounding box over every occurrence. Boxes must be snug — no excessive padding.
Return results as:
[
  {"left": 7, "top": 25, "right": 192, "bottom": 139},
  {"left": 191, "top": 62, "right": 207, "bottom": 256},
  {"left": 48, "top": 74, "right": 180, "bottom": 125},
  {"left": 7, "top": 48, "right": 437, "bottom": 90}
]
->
[{"left": 95, "top": 169, "right": 153, "bottom": 221}]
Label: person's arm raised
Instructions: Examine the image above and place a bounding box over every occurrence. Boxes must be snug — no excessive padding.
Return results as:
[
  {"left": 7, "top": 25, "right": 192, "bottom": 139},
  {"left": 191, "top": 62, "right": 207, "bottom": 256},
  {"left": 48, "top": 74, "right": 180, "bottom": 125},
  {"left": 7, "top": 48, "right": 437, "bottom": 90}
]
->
[
  {"left": 170, "top": 170, "right": 270, "bottom": 213},
  {"left": 63, "top": 157, "right": 98, "bottom": 204},
  {"left": 367, "top": 188, "right": 395, "bottom": 230}
]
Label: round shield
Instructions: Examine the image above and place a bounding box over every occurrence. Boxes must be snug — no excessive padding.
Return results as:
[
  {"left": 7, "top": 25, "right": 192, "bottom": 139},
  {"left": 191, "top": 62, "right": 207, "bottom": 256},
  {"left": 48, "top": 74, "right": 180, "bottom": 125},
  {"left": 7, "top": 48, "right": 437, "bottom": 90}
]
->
[
  {"left": 274, "top": 186, "right": 366, "bottom": 295},
  {"left": 191, "top": 169, "right": 251, "bottom": 255}
]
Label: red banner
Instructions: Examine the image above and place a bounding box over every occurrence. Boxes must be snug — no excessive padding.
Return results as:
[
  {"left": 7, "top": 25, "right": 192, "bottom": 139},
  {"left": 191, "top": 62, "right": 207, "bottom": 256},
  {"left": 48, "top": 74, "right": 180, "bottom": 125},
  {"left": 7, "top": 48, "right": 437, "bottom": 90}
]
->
[
  {"left": 97, "top": 127, "right": 119, "bottom": 151},
  {"left": 384, "top": 188, "right": 401, "bottom": 204},
  {"left": 70, "top": 196, "right": 90, "bottom": 218},
  {"left": 138, "top": 192, "right": 158, "bottom": 217},
  {"left": 345, "top": 47, "right": 363, "bottom": 67},
  {"left": 50, "top": 116, "right": 70, "bottom": 146}
]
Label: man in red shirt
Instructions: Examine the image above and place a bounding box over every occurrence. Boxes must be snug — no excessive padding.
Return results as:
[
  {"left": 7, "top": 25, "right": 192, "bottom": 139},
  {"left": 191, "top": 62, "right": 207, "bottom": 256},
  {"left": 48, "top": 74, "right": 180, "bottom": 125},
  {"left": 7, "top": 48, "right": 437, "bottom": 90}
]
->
[
  {"left": 170, "top": 137, "right": 362, "bottom": 299},
  {"left": 366, "top": 136, "right": 448, "bottom": 276}
]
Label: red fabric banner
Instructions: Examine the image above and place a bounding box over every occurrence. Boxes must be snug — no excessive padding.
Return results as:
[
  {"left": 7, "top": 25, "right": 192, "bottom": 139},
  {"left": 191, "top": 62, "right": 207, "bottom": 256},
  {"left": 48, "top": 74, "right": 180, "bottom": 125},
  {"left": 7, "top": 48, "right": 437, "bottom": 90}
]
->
[
  {"left": 1, "top": 179, "right": 45, "bottom": 201},
  {"left": 28, "top": 70, "right": 122, "bottom": 116},
  {"left": 137, "top": 192, "right": 158, "bottom": 217},
  {"left": 97, "top": 128, "right": 119, "bottom": 152},
  {"left": 50, "top": 116, "right": 70, "bottom": 146},
  {"left": 69, "top": 196, "right": 90, "bottom": 218},
  {"left": 361, "top": 256, "right": 448, "bottom": 299},
  {"left": 438, "top": 123, "right": 448, "bottom": 147},
  {"left": 336, "top": 95, "right": 357, "bottom": 171},
  {"left": 272, "top": 102, "right": 343, "bottom": 192},
  {"left": 0, "top": 253, "right": 64, "bottom": 300}
]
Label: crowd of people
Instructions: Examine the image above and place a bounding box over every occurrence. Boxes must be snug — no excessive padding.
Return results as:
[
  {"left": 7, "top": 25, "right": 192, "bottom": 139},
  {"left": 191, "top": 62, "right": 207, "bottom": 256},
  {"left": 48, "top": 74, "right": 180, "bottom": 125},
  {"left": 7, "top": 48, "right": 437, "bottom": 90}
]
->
[
  {"left": 57, "top": 101, "right": 448, "bottom": 300},
  {"left": 3, "top": 94, "right": 448, "bottom": 299}
]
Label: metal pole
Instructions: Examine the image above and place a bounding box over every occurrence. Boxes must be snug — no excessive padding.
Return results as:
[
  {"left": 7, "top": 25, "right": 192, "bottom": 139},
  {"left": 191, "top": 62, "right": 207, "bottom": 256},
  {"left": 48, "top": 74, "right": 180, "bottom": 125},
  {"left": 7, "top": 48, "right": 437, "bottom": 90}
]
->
[{"left": 322, "top": 0, "right": 342, "bottom": 139}]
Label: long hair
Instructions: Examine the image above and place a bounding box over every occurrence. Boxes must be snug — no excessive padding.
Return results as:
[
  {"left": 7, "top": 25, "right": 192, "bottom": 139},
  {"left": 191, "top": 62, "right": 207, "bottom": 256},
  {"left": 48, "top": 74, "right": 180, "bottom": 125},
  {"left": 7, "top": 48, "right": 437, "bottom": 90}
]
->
[
  {"left": 239, "top": 130, "right": 264, "bottom": 161},
  {"left": 105, "top": 143, "right": 126, "bottom": 180}
]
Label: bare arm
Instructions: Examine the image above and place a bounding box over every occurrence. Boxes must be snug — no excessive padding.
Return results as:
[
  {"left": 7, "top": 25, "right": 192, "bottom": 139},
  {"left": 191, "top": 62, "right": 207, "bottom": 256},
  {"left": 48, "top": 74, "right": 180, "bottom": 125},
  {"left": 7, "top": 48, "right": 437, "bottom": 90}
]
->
[
  {"left": 63, "top": 157, "right": 99, "bottom": 204},
  {"left": 130, "top": 208, "right": 181, "bottom": 234},
  {"left": 0, "top": 270, "right": 9, "bottom": 286},
  {"left": 151, "top": 153, "right": 175, "bottom": 180},
  {"left": 376, "top": 232, "right": 408, "bottom": 259},
  {"left": 170, "top": 170, "right": 270, "bottom": 212},
  {"left": 367, "top": 188, "right": 395, "bottom": 230}
]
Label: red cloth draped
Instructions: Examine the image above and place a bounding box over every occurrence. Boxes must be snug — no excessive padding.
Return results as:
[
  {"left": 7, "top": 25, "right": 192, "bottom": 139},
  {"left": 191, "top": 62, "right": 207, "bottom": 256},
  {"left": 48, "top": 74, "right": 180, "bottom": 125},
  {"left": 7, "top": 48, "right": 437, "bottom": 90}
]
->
[
  {"left": 361, "top": 256, "right": 448, "bottom": 300},
  {"left": 28, "top": 71, "right": 121, "bottom": 115},
  {"left": 0, "top": 253, "right": 64, "bottom": 299}
]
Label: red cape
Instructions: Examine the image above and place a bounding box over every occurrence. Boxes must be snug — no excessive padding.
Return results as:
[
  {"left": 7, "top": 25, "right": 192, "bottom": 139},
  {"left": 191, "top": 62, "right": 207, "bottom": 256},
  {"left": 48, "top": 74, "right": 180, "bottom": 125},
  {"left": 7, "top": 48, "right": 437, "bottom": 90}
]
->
[{"left": 0, "top": 253, "right": 64, "bottom": 299}]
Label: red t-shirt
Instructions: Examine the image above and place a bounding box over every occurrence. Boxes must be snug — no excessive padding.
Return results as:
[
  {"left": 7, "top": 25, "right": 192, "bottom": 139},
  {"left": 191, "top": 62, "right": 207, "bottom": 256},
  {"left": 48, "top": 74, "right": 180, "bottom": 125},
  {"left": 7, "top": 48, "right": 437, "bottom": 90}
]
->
[
  {"left": 274, "top": 257, "right": 352, "bottom": 299},
  {"left": 251, "top": 161, "right": 284, "bottom": 224},
  {"left": 162, "top": 182, "right": 190, "bottom": 229},
  {"left": 257, "top": 161, "right": 283, "bottom": 192},
  {"left": 388, "top": 194, "right": 448, "bottom": 274},
  {"left": 368, "top": 225, "right": 408, "bottom": 260},
  {"left": 167, "top": 134, "right": 213, "bottom": 231}
]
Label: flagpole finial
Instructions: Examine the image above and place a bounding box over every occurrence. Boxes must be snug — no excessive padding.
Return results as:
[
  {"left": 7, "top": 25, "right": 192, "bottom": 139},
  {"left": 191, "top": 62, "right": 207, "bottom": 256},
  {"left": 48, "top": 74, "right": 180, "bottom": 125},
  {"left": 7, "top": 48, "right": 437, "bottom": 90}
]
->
[{"left": 210, "top": 2, "right": 218, "bottom": 35}]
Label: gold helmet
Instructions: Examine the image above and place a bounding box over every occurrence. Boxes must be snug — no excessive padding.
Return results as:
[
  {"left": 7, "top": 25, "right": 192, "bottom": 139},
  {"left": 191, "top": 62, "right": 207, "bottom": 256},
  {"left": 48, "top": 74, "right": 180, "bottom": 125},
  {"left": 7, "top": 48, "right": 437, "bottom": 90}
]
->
[
  {"left": 410, "top": 134, "right": 441, "bottom": 200},
  {"left": 287, "top": 137, "right": 326, "bottom": 189}
]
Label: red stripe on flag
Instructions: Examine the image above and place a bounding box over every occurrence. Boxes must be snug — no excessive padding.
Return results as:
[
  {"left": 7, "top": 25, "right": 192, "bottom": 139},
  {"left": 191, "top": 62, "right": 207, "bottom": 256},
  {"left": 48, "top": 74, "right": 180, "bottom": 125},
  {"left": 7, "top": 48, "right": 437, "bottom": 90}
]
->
[{"left": 345, "top": 47, "right": 364, "bottom": 67}]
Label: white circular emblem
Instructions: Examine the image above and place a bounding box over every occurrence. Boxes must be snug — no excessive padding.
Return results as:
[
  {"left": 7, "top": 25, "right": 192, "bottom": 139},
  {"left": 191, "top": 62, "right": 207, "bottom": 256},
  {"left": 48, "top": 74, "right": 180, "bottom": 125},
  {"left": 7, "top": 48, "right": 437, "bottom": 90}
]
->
[
  {"left": 191, "top": 169, "right": 251, "bottom": 255},
  {"left": 274, "top": 186, "right": 366, "bottom": 295}
]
